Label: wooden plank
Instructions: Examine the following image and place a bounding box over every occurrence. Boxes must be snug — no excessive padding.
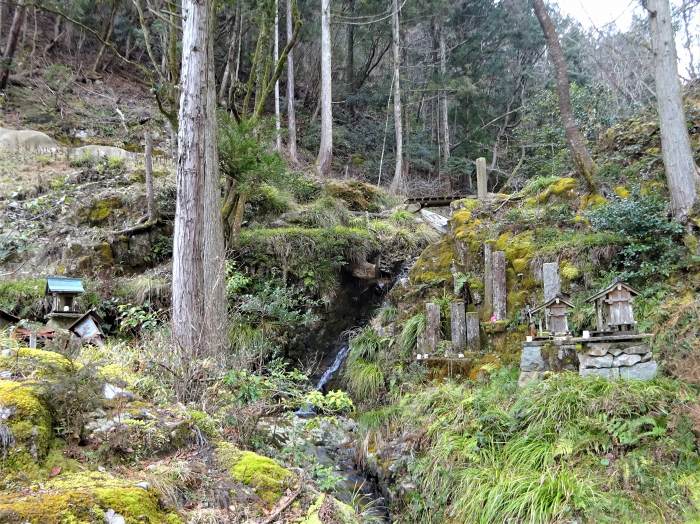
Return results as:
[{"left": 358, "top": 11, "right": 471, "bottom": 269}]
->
[
  {"left": 425, "top": 303, "right": 441, "bottom": 353},
  {"left": 451, "top": 301, "right": 466, "bottom": 352},
  {"left": 476, "top": 157, "right": 488, "bottom": 200},
  {"left": 492, "top": 250, "right": 507, "bottom": 321},
  {"left": 466, "top": 312, "right": 480, "bottom": 351}
]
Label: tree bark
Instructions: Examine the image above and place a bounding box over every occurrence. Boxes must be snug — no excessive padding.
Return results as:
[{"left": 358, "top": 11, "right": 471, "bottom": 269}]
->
[
  {"left": 274, "top": 0, "right": 282, "bottom": 151},
  {"left": 0, "top": 1, "right": 26, "bottom": 91},
  {"left": 346, "top": 0, "right": 355, "bottom": 90},
  {"left": 172, "top": 0, "right": 224, "bottom": 386},
  {"left": 389, "top": 0, "right": 404, "bottom": 194},
  {"left": 144, "top": 131, "right": 157, "bottom": 222},
  {"left": 92, "top": 0, "right": 117, "bottom": 73},
  {"left": 286, "top": 0, "right": 298, "bottom": 163},
  {"left": 532, "top": 0, "right": 598, "bottom": 193},
  {"left": 439, "top": 29, "right": 450, "bottom": 165},
  {"left": 645, "top": 0, "right": 699, "bottom": 220},
  {"left": 317, "top": 0, "right": 333, "bottom": 176}
]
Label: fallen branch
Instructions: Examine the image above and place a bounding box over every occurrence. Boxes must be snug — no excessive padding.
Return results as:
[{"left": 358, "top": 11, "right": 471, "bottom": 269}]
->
[
  {"left": 111, "top": 218, "right": 158, "bottom": 237},
  {"left": 259, "top": 485, "right": 304, "bottom": 524}
]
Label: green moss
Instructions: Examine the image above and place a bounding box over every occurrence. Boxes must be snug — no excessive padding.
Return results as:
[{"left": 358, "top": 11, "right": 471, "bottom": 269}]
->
[
  {"left": 0, "top": 472, "right": 182, "bottom": 523},
  {"left": 216, "top": 442, "right": 293, "bottom": 506},
  {"left": 0, "top": 348, "right": 75, "bottom": 380},
  {"left": 324, "top": 179, "right": 385, "bottom": 212},
  {"left": 409, "top": 238, "right": 455, "bottom": 285},
  {"left": 0, "top": 278, "right": 44, "bottom": 317},
  {"left": 78, "top": 196, "right": 123, "bottom": 225},
  {"left": 301, "top": 494, "right": 360, "bottom": 524},
  {"left": 0, "top": 380, "right": 52, "bottom": 471},
  {"left": 614, "top": 185, "right": 631, "bottom": 199},
  {"left": 560, "top": 261, "right": 581, "bottom": 281}
]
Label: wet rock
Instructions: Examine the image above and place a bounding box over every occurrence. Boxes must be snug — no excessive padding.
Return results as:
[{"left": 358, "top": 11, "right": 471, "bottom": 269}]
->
[
  {"left": 580, "top": 367, "right": 620, "bottom": 379},
  {"left": 619, "top": 361, "right": 657, "bottom": 380},
  {"left": 613, "top": 354, "right": 642, "bottom": 367},
  {"left": 579, "top": 354, "right": 613, "bottom": 368}
]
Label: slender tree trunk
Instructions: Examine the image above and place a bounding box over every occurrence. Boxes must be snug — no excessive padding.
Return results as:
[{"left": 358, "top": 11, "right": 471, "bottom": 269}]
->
[
  {"left": 317, "top": 0, "right": 333, "bottom": 176},
  {"left": 389, "top": 0, "right": 404, "bottom": 194},
  {"left": 286, "top": 0, "right": 298, "bottom": 163},
  {"left": 439, "top": 29, "right": 450, "bottom": 165},
  {"left": 274, "top": 0, "right": 282, "bottom": 151},
  {"left": 145, "top": 131, "right": 157, "bottom": 222},
  {"left": 92, "top": 0, "right": 117, "bottom": 73},
  {"left": 346, "top": 0, "right": 355, "bottom": 90},
  {"left": 173, "top": 0, "right": 223, "bottom": 384},
  {"left": 0, "top": 1, "right": 26, "bottom": 91},
  {"left": 645, "top": 0, "right": 699, "bottom": 220},
  {"left": 532, "top": 0, "right": 598, "bottom": 193}
]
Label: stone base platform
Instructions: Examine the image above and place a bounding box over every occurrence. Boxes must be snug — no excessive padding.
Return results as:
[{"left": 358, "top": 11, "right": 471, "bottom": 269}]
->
[{"left": 519, "top": 334, "right": 657, "bottom": 386}]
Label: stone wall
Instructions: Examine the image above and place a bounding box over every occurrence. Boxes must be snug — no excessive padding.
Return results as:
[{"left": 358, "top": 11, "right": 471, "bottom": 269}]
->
[{"left": 519, "top": 335, "right": 657, "bottom": 386}]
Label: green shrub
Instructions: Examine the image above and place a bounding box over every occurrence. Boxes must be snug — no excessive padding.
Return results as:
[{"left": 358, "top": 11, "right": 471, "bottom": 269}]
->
[
  {"left": 0, "top": 278, "right": 44, "bottom": 318},
  {"left": 304, "top": 390, "right": 354, "bottom": 415}
]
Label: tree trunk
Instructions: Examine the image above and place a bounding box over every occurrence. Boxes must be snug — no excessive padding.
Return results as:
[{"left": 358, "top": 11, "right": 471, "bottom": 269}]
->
[
  {"left": 286, "top": 0, "right": 298, "bottom": 163},
  {"left": 145, "top": 131, "right": 157, "bottom": 222},
  {"left": 172, "top": 0, "right": 221, "bottom": 390},
  {"left": 317, "top": 0, "right": 333, "bottom": 176},
  {"left": 439, "top": 29, "right": 450, "bottom": 165},
  {"left": 645, "top": 0, "right": 699, "bottom": 220},
  {"left": 389, "top": 0, "right": 404, "bottom": 194},
  {"left": 92, "top": 0, "right": 117, "bottom": 73},
  {"left": 274, "top": 0, "right": 282, "bottom": 151},
  {"left": 0, "top": 1, "right": 26, "bottom": 91},
  {"left": 203, "top": 0, "right": 228, "bottom": 357},
  {"left": 346, "top": 0, "right": 355, "bottom": 90},
  {"left": 532, "top": 0, "right": 598, "bottom": 193}
]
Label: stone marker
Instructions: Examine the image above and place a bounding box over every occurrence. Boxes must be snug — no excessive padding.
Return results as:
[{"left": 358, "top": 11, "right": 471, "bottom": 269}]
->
[
  {"left": 425, "top": 303, "right": 441, "bottom": 354},
  {"left": 466, "top": 312, "right": 480, "bottom": 351},
  {"left": 492, "top": 251, "right": 507, "bottom": 321},
  {"left": 542, "top": 262, "right": 561, "bottom": 302},
  {"left": 476, "top": 157, "right": 488, "bottom": 200},
  {"left": 450, "top": 301, "right": 466, "bottom": 352},
  {"left": 483, "top": 243, "right": 493, "bottom": 319}
]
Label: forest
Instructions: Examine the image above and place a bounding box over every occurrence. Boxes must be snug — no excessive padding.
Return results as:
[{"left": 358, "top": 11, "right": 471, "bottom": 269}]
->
[{"left": 0, "top": 0, "right": 699, "bottom": 522}]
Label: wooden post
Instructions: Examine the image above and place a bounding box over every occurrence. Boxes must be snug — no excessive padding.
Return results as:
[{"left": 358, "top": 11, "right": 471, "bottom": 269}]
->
[
  {"left": 542, "top": 262, "right": 560, "bottom": 302},
  {"left": 492, "top": 250, "right": 507, "bottom": 321},
  {"left": 466, "top": 312, "right": 480, "bottom": 351},
  {"left": 476, "top": 157, "right": 487, "bottom": 200},
  {"left": 450, "top": 301, "right": 466, "bottom": 352},
  {"left": 425, "top": 303, "right": 441, "bottom": 354},
  {"left": 483, "top": 243, "right": 493, "bottom": 319}
]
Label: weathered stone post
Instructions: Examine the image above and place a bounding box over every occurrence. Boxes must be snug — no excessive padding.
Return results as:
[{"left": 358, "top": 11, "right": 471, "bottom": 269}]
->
[
  {"left": 466, "top": 312, "right": 480, "bottom": 351},
  {"left": 425, "top": 303, "right": 441, "bottom": 354},
  {"left": 493, "top": 250, "right": 507, "bottom": 320},
  {"left": 476, "top": 157, "right": 488, "bottom": 200},
  {"left": 450, "top": 301, "right": 466, "bottom": 352},
  {"left": 542, "top": 262, "right": 560, "bottom": 302},
  {"left": 483, "top": 243, "right": 493, "bottom": 319}
]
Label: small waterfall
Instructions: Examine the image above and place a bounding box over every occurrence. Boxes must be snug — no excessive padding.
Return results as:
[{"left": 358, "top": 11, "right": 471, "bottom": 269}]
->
[{"left": 315, "top": 343, "right": 350, "bottom": 391}]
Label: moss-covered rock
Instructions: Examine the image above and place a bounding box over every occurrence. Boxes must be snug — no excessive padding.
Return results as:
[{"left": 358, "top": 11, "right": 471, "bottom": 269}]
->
[
  {"left": 409, "top": 237, "right": 455, "bottom": 285},
  {"left": 0, "top": 347, "right": 73, "bottom": 378},
  {"left": 324, "top": 179, "right": 385, "bottom": 212},
  {"left": 301, "top": 494, "right": 361, "bottom": 524},
  {"left": 76, "top": 195, "right": 124, "bottom": 225},
  {"left": 0, "top": 471, "right": 181, "bottom": 523},
  {"left": 216, "top": 442, "right": 293, "bottom": 506},
  {"left": 0, "top": 380, "right": 52, "bottom": 471}
]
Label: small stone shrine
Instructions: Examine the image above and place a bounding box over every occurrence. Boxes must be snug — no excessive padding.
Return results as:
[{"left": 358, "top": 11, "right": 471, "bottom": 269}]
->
[
  {"left": 519, "top": 265, "right": 657, "bottom": 386},
  {"left": 45, "top": 276, "right": 85, "bottom": 330}
]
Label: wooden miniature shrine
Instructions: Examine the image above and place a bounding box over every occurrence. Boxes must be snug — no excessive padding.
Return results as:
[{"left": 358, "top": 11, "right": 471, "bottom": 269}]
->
[
  {"left": 531, "top": 294, "right": 574, "bottom": 336},
  {"left": 45, "top": 276, "right": 85, "bottom": 330},
  {"left": 587, "top": 279, "right": 639, "bottom": 333}
]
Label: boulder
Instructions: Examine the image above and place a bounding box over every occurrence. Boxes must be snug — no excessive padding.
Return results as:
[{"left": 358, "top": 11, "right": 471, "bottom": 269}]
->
[
  {"left": 419, "top": 209, "right": 448, "bottom": 233},
  {"left": 0, "top": 127, "right": 58, "bottom": 152},
  {"left": 520, "top": 346, "right": 546, "bottom": 372},
  {"left": 619, "top": 361, "right": 658, "bottom": 380},
  {"left": 585, "top": 343, "right": 609, "bottom": 357},
  {"left": 580, "top": 367, "right": 620, "bottom": 379},
  {"left": 613, "top": 354, "right": 642, "bottom": 367},
  {"left": 518, "top": 370, "right": 544, "bottom": 387},
  {"left": 71, "top": 145, "right": 135, "bottom": 161},
  {"left": 578, "top": 354, "right": 613, "bottom": 369}
]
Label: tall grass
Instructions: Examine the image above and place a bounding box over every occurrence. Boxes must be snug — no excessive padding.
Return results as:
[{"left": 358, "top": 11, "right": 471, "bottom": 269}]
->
[{"left": 399, "top": 313, "right": 425, "bottom": 354}]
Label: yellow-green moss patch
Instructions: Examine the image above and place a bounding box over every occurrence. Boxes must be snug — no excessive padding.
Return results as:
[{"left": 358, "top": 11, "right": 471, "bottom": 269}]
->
[
  {"left": 301, "top": 494, "right": 360, "bottom": 524},
  {"left": 0, "top": 471, "right": 181, "bottom": 523},
  {"left": 409, "top": 238, "right": 455, "bottom": 285},
  {"left": 216, "top": 442, "right": 293, "bottom": 506},
  {"left": 0, "top": 347, "right": 73, "bottom": 378},
  {"left": 0, "top": 380, "right": 52, "bottom": 471}
]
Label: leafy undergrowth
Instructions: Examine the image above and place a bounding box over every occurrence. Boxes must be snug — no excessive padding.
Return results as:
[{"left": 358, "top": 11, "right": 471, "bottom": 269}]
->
[{"left": 359, "top": 370, "right": 700, "bottom": 523}]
